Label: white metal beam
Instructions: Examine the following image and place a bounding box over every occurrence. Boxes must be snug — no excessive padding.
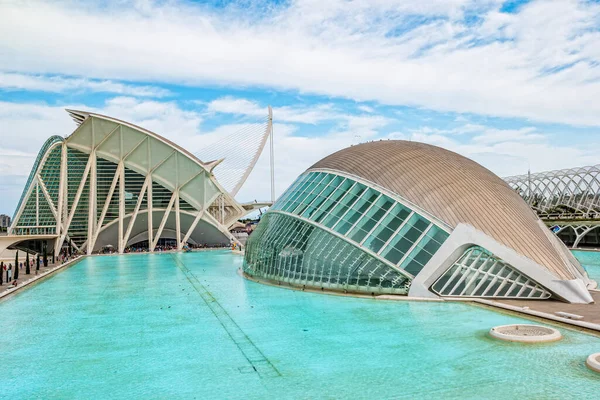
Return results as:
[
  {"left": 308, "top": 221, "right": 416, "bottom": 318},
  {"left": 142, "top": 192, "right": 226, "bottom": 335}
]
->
[
  {"left": 151, "top": 191, "right": 177, "bottom": 251},
  {"left": 118, "top": 162, "right": 125, "bottom": 253},
  {"left": 175, "top": 190, "right": 182, "bottom": 250},
  {"left": 122, "top": 176, "right": 150, "bottom": 250},
  {"left": 54, "top": 143, "right": 68, "bottom": 254},
  {"left": 57, "top": 153, "right": 92, "bottom": 250},
  {"left": 37, "top": 176, "right": 58, "bottom": 220},
  {"left": 90, "top": 162, "right": 121, "bottom": 253},
  {"left": 87, "top": 151, "right": 97, "bottom": 255},
  {"left": 181, "top": 210, "right": 204, "bottom": 247}
]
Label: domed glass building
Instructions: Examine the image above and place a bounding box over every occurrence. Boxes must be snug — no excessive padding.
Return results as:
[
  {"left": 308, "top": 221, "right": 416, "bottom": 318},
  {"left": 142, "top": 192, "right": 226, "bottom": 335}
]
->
[{"left": 244, "top": 141, "right": 595, "bottom": 304}]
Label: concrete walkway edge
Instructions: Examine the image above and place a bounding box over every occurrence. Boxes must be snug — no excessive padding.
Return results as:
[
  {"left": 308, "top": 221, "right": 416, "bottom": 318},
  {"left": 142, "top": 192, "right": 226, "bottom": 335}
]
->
[{"left": 0, "top": 256, "right": 86, "bottom": 300}]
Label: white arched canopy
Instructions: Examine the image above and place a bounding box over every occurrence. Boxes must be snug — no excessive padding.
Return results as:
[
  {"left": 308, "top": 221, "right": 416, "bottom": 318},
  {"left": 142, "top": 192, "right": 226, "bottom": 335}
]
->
[{"left": 10, "top": 110, "right": 250, "bottom": 254}]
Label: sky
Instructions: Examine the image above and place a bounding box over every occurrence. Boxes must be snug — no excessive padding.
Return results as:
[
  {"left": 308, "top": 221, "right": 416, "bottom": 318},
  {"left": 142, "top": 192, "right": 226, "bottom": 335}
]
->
[{"left": 1, "top": 0, "right": 600, "bottom": 216}]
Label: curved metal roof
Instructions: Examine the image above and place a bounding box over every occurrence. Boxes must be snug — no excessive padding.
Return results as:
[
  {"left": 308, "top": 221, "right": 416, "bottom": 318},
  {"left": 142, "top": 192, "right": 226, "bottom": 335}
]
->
[
  {"left": 66, "top": 109, "right": 212, "bottom": 171},
  {"left": 62, "top": 110, "right": 245, "bottom": 219},
  {"left": 310, "top": 140, "right": 584, "bottom": 281}
]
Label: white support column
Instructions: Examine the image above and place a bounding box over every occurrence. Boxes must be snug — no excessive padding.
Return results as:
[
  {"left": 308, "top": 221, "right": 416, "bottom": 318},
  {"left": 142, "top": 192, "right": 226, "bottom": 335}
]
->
[
  {"left": 87, "top": 151, "right": 97, "bottom": 255},
  {"left": 147, "top": 177, "right": 153, "bottom": 252},
  {"left": 151, "top": 191, "right": 177, "bottom": 251},
  {"left": 123, "top": 176, "right": 150, "bottom": 250},
  {"left": 91, "top": 163, "right": 121, "bottom": 253},
  {"left": 58, "top": 154, "right": 92, "bottom": 251},
  {"left": 175, "top": 152, "right": 182, "bottom": 251},
  {"left": 175, "top": 190, "right": 182, "bottom": 250},
  {"left": 35, "top": 181, "right": 39, "bottom": 227},
  {"left": 37, "top": 177, "right": 58, "bottom": 220},
  {"left": 220, "top": 195, "right": 225, "bottom": 225},
  {"left": 87, "top": 119, "right": 96, "bottom": 255},
  {"left": 269, "top": 105, "right": 275, "bottom": 203},
  {"left": 118, "top": 162, "right": 125, "bottom": 253},
  {"left": 147, "top": 141, "right": 153, "bottom": 252},
  {"left": 55, "top": 143, "right": 68, "bottom": 254},
  {"left": 181, "top": 210, "right": 204, "bottom": 247}
]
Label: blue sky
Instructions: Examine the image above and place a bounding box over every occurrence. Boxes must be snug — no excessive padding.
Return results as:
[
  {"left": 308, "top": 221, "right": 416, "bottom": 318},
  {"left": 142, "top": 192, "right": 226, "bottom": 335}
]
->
[{"left": 1, "top": 0, "right": 600, "bottom": 215}]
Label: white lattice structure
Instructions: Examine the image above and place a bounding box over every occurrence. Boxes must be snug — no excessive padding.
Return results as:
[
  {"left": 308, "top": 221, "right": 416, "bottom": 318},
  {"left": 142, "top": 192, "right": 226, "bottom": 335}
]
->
[
  {"left": 504, "top": 165, "right": 600, "bottom": 220},
  {"left": 5, "top": 109, "right": 272, "bottom": 256},
  {"left": 504, "top": 165, "right": 600, "bottom": 248}
]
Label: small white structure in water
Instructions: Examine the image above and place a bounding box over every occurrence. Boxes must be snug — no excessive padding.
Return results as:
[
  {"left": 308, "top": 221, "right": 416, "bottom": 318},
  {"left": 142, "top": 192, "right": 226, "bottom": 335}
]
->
[
  {"left": 586, "top": 353, "right": 600, "bottom": 373},
  {"left": 489, "top": 324, "right": 562, "bottom": 343}
]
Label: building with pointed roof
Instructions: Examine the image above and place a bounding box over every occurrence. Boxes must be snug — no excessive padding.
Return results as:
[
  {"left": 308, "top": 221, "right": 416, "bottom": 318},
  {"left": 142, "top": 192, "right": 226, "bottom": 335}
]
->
[{"left": 5, "top": 109, "right": 271, "bottom": 256}]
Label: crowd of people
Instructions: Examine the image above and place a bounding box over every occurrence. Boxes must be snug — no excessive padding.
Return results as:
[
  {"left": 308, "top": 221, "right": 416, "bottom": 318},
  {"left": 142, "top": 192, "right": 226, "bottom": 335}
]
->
[
  {"left": 0, "top": 248, "right": 76, "bottom": 290},
  {"left": 0, "top": 262, "right": 17, "bottom": 287},
  {"left": 122, "top": 242, "right": 232, "bottom": 253}
]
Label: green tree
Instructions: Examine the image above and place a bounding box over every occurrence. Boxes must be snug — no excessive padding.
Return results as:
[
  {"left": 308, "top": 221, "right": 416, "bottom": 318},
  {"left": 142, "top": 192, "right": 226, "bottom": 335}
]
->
[{"left": 25, "top": 252, "right": 30, "bottom": 274}]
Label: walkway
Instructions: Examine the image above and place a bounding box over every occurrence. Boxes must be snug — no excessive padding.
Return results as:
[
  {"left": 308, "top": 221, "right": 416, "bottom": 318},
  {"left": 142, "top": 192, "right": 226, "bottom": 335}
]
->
[
  {"left": 474, "top": 291, "right": 600, "bottom": 332},
  {"left": 0, "top": 256, "right": 82, "bottom": 299}
]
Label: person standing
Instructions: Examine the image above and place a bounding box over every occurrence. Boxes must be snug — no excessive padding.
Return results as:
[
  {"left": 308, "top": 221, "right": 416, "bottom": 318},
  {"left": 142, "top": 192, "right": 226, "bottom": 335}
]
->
[{"left": 8, "top": 264, "right": 12, "bottom": 282}]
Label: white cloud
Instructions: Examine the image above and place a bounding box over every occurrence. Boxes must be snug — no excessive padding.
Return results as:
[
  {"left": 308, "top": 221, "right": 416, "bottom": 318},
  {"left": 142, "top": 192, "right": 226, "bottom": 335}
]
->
[
  {"left": 1, "top": 0, "right": 599, "bottom": 125},
  {"left": 471, "top": 127, "right": 545, "bottom": 145},
  {"left": 207, "top": 96, "right": 338, "bottom": 124},
  {"left": 0, "top": 72, "right": 171, "bottom": 97},
  {"left": 0, "top": 96, "right": 391, "bottom": 212},
  {"left": 206, "top": 97, "right": 265, "bottom": 117},
  {"left": 0, "top": 97, "right": 596, "bottom": 216},
  {"left": 206, "top": 96, "right": 395, "bottom": 135},
  {"left": 407, "top": 127, "right": 598, "bottom": 176}
]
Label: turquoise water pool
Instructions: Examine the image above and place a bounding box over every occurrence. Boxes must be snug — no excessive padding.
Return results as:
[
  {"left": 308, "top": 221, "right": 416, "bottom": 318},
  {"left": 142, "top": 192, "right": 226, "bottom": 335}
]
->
[
  {"left": 1, "top": 251, "right": 599, "bottom": 399},
  {"left": 573, "top": 249, "right": 600, "bottom": 284}
]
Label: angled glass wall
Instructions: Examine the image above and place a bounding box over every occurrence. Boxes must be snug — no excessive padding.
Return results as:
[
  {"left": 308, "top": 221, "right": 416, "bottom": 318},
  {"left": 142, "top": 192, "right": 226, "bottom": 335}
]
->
[
  {"left": 244, "top": 171, "right": 452, "bottom": 295},
  {"left": 268, "top": 171, "right": 449, "bottom": 278},
  {"left": 431, "top": 246, "right": 551, "bottom": 299},
  {"left": 244, "top": 213, "right": 410, "bottom": 294}
]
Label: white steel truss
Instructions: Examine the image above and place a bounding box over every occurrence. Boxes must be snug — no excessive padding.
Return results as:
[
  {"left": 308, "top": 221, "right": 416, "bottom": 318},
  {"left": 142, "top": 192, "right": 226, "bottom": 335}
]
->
[
  {"left": 504, "top": 165, "right": 600, "bottom": 220},
  {"left": 9, "top": 110, "right": 258, "bottom": 254}
]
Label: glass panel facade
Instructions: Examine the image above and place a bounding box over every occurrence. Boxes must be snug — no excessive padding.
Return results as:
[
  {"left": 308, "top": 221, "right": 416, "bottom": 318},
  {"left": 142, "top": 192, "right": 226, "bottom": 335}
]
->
[
  {"left": 244, "top": 212, "right": 410, "bottom": 294},
  {"left": 431, "top": 246, "right": 551, "bottom": 299},
  {"left": 12, "top": 145, "right": 199, "bottom": 249},
  {"left": 268, "top": 171, "right": 449, "bottom": 277},
  {"left": 39, "top": 145, "right": 62, "bottom": 206},
  {"left": 12, "top": 136, "right": 63, "bottom": 223}
]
